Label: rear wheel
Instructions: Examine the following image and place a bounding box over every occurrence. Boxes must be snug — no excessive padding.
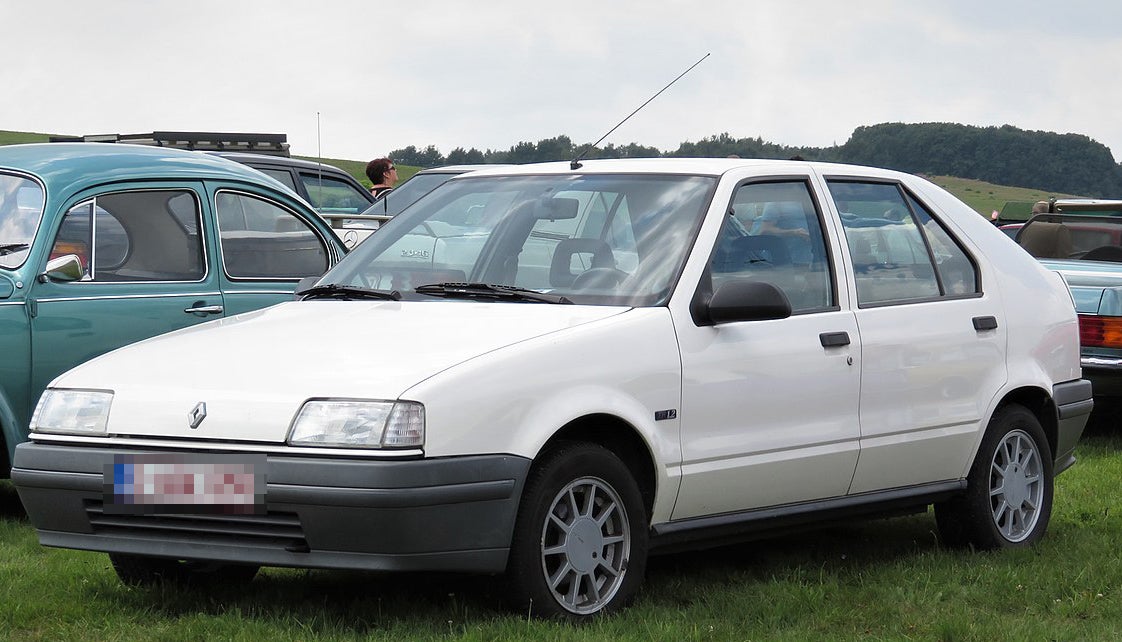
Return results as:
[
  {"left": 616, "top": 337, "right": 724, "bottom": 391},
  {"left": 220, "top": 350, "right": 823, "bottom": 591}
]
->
[
  {"left": 109, "top": 553, "right": 259, "bottom": 587},
  {"left": 505, "top": 442, "right": 648, "bottom": 620},
  {"left": 935, "top": 404, "right": 1053, "bottom": 549}
]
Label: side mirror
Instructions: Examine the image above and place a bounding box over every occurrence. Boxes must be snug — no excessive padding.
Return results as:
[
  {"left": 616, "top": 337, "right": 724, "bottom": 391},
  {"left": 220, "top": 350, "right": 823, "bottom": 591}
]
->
[
  {"left": 696, "top": 280, "right": 792, "bottom": 326},
  {"left": 39, "top": 254, "right": 84, "bottom": 283},
  {"left": 0, "top": 276, "right": 13, "bottom": 299}
]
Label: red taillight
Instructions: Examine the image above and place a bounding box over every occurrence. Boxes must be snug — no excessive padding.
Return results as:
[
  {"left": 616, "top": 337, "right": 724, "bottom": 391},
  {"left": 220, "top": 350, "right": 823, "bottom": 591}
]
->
[{"left": 1079, "top": 314, "right": 1122, "bottom": 348}]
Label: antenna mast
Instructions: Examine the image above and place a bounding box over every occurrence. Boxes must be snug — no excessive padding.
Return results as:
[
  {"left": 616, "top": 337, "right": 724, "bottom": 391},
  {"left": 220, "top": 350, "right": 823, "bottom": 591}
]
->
[{"left": 570, "top": 52, "right": 710, "bottom": 170}]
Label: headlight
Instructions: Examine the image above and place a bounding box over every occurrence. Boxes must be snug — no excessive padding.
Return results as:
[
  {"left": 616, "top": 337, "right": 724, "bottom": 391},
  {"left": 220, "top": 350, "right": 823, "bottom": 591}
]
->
[
  {"left": 31, "top": 389, "right": 113, "bottom": 436},
  {"left": 288, "top": 400, "right": 424, "bottom": 449}
]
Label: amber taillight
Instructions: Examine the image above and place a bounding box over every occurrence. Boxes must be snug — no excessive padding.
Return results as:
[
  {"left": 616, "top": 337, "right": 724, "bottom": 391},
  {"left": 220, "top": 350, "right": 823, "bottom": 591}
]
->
[{"left": 1079, "top": 314, "right": 1122, "bottom": 348}]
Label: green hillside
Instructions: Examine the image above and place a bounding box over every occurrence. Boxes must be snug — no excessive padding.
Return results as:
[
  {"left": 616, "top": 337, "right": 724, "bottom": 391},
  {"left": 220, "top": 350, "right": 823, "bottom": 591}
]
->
[{"left": 927, "top": 175, "right": 1074, "bottom": 218}]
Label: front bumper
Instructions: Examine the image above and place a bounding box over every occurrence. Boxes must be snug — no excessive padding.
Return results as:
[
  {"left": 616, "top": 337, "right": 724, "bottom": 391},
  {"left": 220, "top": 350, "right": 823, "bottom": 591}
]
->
[
  {"left": 12, "top": 442, "right": 530, "bottom": 574},
  {"left": 1053, "top": 379, "right": 1093, "bottom": 475}
]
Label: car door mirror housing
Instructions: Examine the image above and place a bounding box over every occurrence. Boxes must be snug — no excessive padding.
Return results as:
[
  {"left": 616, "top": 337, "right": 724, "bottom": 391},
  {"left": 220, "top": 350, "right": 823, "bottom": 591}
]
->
[
  {"left": 701, "top": 280, "right": 792, "bottom": 326},
  {"left": 39, "top": 254, "right": 84, "bottom": 283}
]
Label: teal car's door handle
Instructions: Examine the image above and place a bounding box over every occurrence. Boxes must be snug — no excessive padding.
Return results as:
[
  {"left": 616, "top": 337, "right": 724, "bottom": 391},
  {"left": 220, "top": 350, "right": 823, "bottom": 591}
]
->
[{"left": 184, "top": 304, "right": 224, "bottom": 316}]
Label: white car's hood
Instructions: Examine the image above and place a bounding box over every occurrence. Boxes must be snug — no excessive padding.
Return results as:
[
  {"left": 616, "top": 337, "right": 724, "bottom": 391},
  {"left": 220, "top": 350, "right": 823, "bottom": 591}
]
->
[{"left": 55, "top": 300, "right": 627, "bottom": 442}]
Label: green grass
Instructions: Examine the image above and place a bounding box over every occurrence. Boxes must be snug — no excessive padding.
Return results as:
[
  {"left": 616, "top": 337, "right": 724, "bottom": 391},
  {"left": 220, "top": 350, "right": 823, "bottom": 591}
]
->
[
  {"left": 928, "top": 175, "right": 1076, "bottom": 218},
  {"left": 2, "top": 431, "right": 1120, "bottom": 641}
]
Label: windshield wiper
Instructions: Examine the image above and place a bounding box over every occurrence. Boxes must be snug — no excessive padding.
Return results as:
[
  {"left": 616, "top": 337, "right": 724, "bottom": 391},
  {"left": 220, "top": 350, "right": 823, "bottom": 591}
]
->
[
  {"left": 297, "top": 283, "right": 402, "bottom": 301},
  {"left": 0, "top": 243, "right": 29, "bottom": 256},
  {"left": 415, "top": 282, "right": 572, "bottom": 304}
]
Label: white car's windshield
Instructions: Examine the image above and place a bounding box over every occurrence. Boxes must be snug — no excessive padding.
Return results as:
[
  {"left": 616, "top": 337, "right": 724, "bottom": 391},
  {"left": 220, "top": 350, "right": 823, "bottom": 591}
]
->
[
  {"left": 0, "top": 173, "right": 45, "bottom": 269},
  {"left": 322, "top": 173, "right": 716, "bottom": 305}
]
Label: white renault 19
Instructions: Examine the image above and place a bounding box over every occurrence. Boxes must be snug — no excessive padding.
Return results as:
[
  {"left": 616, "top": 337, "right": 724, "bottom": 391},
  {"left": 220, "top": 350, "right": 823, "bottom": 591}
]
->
[{"left": 13, "top": 159, "right": 1091, "bottom": 619}]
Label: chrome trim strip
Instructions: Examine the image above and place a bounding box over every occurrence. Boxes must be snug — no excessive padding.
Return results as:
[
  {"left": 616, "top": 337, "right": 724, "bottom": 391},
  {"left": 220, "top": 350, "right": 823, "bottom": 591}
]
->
[
  {"left": 1082, "top": 356, "right": 1122, "bottom": 368},
  {"left": 35, "top": 292, "right": 222, "bottom": 304},
  {"left": 29, "top": 433, "right": 423, "bottom": 458},
  {"left": 0, "top": 301, "right": 26, "bottom": 306}
]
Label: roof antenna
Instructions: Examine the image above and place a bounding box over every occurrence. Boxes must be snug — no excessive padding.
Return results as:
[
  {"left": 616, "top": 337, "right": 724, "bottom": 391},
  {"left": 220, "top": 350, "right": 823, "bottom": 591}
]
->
[{"left": 570, "top": 52, "right": 710, "bottom": 170}]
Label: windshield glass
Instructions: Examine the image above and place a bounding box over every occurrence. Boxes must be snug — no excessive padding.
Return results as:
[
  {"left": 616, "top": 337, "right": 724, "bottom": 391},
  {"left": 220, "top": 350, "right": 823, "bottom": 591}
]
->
[
  {"left": 323, "top": 173, "right": 716, "bottom": 306},
  {"left": 0, "top": 173, "right": 45, "bottom": 269},
  {"left": 360, "top": 171, "right": 462, "bottom": 218}
]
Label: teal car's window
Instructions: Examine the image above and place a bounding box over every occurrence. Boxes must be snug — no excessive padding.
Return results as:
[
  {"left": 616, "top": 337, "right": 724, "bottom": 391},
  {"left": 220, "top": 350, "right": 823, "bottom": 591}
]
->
[
  {"left": 829, "top": 181, "right": 976, "bottom": 305},
  {"left": 215, "top": 191, "right": 328, "bottom": 279},
  {"left": 50, "top": 190, "right": 205, "bottom": 282},
  {"left": 0, "top": 173, "right": 45, "bottom": 269},
  {"left": 710, "top": 181, "right": 833, "bottom": 313},
  {"left": 299, "top": 172, "right": 371, "bottom": 213}
]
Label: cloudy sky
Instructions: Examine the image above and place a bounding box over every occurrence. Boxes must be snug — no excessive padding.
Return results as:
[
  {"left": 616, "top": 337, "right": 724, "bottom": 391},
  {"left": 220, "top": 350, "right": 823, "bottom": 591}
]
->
[{"left": 3, "top": 0, "right": 1121, "bottom": 162}]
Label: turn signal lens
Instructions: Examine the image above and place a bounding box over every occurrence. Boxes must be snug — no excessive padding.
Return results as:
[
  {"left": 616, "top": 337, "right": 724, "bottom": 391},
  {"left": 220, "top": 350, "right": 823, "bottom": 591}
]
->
[{"left": 1078, "top": 314, "right": 1122, "bottom": 348}]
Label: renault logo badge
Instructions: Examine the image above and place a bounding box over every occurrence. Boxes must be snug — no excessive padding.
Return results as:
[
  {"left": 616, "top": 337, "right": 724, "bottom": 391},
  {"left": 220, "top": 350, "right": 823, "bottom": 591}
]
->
[{"left": 189, "top": 402, "right": 207, "bottom": 429}]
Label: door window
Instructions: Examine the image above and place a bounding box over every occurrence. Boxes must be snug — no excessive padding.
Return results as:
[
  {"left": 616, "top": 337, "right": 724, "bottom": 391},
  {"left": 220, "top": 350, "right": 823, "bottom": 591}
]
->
[
  {"left": 709, "top": 181, "right": 833, "bottom": 313},
  {"left": 298, "top": 172, "right": 372, "bottom": 213},
  {"left": 49, "top": 190, "right": 204, "bottom": 282},
  {"left": 215, "top": 191, "right": 328, "bottom": 279},
  {"left": 828, "top": 181, "right": 978, "bottom": 305}
]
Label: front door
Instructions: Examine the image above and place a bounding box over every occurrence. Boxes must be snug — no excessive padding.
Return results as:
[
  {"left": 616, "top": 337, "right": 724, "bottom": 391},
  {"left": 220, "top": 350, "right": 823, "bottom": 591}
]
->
[
  {"left": 673, "top": 178, "right": 862, "bottom": 519},
  {"left": 29, "top": 184, "right": 223, "bottom": 401}
]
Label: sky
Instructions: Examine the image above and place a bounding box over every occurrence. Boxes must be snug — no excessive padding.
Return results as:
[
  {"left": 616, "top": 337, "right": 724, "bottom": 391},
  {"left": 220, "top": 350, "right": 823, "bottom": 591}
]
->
[{"left": 3, "top": 0, "right": 1122, "bottom": 162}]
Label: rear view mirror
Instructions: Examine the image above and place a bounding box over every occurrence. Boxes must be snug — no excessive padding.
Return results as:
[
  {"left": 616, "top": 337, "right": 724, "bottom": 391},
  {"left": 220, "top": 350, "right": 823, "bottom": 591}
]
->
[
  {"left": 39, "top": 254, "right": 84, "bottom": 283},
  {"left": 536, "top": 197, "right": 579, "bottom": 220},
  {"left": 695, "top": 280, "right": 792, "bottom": 326}
]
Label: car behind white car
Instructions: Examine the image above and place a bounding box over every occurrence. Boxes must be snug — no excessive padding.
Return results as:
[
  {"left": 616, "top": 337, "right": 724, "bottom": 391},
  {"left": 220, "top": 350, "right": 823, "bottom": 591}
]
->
[{"left": 13, "top": 158, "right": 1091, "bottom": 619}]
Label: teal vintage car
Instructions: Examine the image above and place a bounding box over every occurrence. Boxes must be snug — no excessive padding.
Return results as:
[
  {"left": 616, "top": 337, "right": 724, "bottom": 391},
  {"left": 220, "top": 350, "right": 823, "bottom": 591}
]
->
[{"left": 0, "top": 144, "right": 346, "bottom": 472}]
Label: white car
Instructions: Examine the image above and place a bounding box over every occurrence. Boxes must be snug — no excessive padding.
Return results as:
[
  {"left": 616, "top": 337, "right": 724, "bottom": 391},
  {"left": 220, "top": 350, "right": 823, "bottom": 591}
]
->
[{"left": 13, "top": 159, "right": 1091, "bottom": 619}]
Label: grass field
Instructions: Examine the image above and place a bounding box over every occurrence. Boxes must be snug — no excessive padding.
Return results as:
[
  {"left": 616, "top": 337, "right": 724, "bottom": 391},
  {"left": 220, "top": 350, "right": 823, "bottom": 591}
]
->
[{"left": 1, "top": 429, "right": 1119, "bottom": 641}]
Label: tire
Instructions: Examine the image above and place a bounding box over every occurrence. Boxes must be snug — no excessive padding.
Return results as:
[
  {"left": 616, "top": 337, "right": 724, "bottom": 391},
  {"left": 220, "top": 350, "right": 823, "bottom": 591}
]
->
[
  {"left": 505, "top": 442, "right": 648, "bottom": 620},
  {"left": 109, "top": 553, "right": 259, "bottom": 588},
  {"left": 935, "top": 404, "right": 1054, "bottom": 549}
]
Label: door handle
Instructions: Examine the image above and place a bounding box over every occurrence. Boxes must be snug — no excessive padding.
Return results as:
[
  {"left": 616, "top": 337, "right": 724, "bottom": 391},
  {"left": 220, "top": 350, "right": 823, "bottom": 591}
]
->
[
  {"left": 973, "top": 316, "right": 998, "bottom": 331},
  {"left": 820, "top": 331, "right": 850, "bottom": 347},
  {"left": 184, "top": 305, "right": 224, "bottom": 316}
]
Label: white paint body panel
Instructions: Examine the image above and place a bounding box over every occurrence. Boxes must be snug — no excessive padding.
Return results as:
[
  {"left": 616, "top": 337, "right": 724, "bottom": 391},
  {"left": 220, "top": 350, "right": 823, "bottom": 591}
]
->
[{"left": 40, "top": 158, "right": 1085, "bottom": 529}]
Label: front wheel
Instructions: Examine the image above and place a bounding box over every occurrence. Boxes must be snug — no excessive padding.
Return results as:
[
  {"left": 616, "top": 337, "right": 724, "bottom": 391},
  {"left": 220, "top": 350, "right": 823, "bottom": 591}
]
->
[
  {"left": 935, "top": 404, "right": 1054, "bottom": 549},
  {"left": 505, "top": 442, "right": 648, "bottom": 620}
]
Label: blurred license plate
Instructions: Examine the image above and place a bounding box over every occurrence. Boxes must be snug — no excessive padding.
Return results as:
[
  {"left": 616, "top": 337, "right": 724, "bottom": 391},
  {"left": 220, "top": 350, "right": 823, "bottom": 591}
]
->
[{"left": 104, "top": 454, "right": 266, "bottom": 515}]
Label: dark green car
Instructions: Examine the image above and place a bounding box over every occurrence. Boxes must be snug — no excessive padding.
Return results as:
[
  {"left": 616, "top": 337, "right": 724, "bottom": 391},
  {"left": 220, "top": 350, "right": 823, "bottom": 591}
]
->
[{"left": 0, "top": 144, "right": 346, "bottom": 472}]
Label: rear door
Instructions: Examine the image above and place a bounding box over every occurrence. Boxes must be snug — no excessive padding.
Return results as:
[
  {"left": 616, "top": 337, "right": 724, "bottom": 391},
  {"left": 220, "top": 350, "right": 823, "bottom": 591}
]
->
[
  {"left": 208, "top": 183, "right": 339, "bottom": 315},
  {"left": 823, "top": 178, "right": 1007, "bottom": 493},
  {"left": 29, "top": 183, "right": 222, "bottom": 398}
]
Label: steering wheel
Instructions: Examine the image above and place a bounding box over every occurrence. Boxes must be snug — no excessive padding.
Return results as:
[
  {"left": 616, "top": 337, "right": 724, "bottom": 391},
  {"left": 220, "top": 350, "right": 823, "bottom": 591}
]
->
[{"left": 571, "top": 267, "right": 629, "bottom": 290}]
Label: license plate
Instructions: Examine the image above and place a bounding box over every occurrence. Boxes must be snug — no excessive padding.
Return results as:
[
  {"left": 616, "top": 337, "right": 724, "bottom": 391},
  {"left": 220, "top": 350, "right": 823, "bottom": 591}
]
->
[{"left": 104, "top": 454, "right": 266, "bottom": 515}]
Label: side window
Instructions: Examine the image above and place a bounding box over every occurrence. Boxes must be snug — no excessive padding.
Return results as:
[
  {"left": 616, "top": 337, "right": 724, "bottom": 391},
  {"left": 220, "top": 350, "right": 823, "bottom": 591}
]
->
[
  {"left": 258, "top": 168, "right": 298, "bottom": 192},
  {"left": 215, "top": 191, "right": 328, "bottom": 279},
  {"left": 50, "top": 190, "right": 204, "bottom": 282},
  {"left": 709, "top": 181, "right": 833, "bottom": 313},
  {"left": 828, "top": 181, "right": 977, "bottom": 306},
  {"left": 298, "top": 173, "right": 371, "bottom": 213}
]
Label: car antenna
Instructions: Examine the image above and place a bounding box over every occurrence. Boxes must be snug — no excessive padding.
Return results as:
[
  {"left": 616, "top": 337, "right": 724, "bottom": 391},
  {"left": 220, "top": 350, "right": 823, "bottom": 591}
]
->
[{"left": 570, "top": 52, "right": 710, "bottom": 170}]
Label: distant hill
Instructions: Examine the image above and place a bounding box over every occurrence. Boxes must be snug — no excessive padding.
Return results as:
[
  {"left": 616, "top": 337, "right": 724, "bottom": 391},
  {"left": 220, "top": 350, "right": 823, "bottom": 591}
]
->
[{"left": 0, "top": 128, "right": 1083, "bottom": 215}]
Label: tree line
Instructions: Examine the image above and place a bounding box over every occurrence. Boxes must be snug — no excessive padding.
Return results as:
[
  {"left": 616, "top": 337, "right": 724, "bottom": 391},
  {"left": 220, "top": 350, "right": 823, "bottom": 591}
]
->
[{"left": 389, "top": 123, "right": 1122, "bottom": 197}]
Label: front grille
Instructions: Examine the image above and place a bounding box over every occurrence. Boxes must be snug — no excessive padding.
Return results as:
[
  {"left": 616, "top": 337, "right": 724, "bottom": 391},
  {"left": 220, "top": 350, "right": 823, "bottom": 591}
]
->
[{"left": 84, "top": 501, "right": 308, "bottom": 552}]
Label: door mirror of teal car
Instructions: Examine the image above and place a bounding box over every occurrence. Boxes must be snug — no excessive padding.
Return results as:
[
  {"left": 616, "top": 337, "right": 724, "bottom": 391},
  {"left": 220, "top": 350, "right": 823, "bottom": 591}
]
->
[
  {"left": 0, "top": 276, "right": 13, "bottom": 299},
  {"left": 39, "top": 254, "right": 85, "bottom": 283}
]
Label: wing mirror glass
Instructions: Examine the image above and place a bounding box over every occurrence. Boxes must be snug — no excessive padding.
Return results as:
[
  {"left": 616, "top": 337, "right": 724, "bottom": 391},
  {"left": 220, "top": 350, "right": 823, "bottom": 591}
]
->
[{"left": 39, "top": 254, "right": 85, "bottom": 283}]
